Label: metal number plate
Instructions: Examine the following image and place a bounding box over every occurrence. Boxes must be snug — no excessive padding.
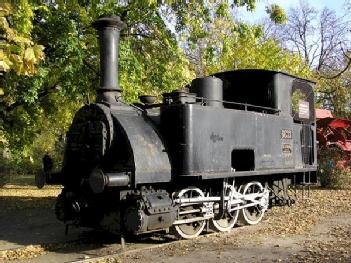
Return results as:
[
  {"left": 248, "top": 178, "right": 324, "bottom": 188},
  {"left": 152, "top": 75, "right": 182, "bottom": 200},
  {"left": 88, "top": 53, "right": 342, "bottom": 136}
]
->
[{"left": 281, "top": 129, "right": 292, "bottom": 139}]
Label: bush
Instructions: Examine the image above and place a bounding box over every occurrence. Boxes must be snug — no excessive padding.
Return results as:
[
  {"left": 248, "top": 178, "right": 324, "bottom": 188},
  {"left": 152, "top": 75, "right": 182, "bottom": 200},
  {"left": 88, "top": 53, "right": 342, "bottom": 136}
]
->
[
  {"left": 318, "top": 147, "right": 351, "bottom": 189},
  {"left": 0, "top": 153, "right": 38, "bottom": 187},
  {"left": 0, "top": 174, "right": 9, "bottom": 187},
  {"left": 0, "top": 152, "right": 10, "bottom": 187},
  {"left": 0, "top": 131, "right": 65, "bottom": 182}
]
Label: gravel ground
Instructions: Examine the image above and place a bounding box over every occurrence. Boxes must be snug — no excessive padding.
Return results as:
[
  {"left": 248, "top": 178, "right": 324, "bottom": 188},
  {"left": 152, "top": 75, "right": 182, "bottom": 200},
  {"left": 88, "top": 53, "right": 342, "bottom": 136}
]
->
[
  {"left": 113, "top": 189, "right": 351, "bottom": 263},
  {"left": 0, "top": 186, "right": 350, "bottom": 263}
]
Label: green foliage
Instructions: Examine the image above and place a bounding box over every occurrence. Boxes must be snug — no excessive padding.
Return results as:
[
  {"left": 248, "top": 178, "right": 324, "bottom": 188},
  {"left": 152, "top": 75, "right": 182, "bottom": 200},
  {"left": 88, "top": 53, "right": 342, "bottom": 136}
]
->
[
  {"left": 265, "top": 4, "right": 287, "bottom": 24},
  {"left": 1, "top": 1, "right": 195, "bottom": 173},
  {"left": 315, "top": 73, "right": 351, "bottom": 117},
  {"left": 291, "top": 89, "right": 307, "bottom": 112},
  {"left": 118, "top": 2, "right": 193, "bottom": 101},
  {"left": 233, "top": 0, "right": 256, "bottom": 11},
  {"left": 207, "top": 25, "right": 311, "bottom": 77},
  {"left": 318, "top": 148, "right": 351, "bottom": 189},
  {"left": 0, "top": 0, "right": 310, "bottom": 175},
  {"left": 0, "top": 2, "right": 45, "bottom": 75},
  {"left": 173, "top": 1, "right": 310, "bottom": 78}
]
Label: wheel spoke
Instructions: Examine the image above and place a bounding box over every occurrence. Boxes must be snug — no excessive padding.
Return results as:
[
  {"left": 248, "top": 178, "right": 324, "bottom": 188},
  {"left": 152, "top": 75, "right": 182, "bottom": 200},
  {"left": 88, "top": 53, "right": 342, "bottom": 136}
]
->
[
  {"left": 172, "top": 188, "right": 206, "bottom": 239},
  {"left": 241, "top": 181, "right": 268, "bottom": 225},
  {"left": 211, "top": 184, "right": 239, "bottom": 232}
]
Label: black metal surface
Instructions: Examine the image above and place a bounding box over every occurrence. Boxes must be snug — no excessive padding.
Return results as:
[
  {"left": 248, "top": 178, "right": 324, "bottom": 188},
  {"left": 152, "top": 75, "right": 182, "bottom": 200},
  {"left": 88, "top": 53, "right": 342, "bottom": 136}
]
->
[
  {"left": 62, "top": 103, "right": 114, "bottom": 187},
  {"left": 53, "top": 15, "right": 320, "bottom": 236},
  {"left": 88, "top": 168, "right": 107, "bottom": 193},
  {"left": 88, "top": 168, "right": 129, "bottom": 193},
  {"left": 269, "top": 178, "right": 295, "bottom": 206},
  {"left": 163, "top": 90, "right": 196, "bottom": 104},
  {"left": 301, "top": 124, "right": 314, "bottom": 165},
  {"left": 111, "top": 109, "right": 172, "bottom": 185},
  {"left": 107, "top": 173, "right": 130, "bottom": 187},
  {"left": 161, "top": 70, "right": 318, "bottom": 179},
  {"left": 215, "top": 180, "right": 226, "bottom": 220},
  {"left": 213, "top": 70, "right": 276, "bottom": 111},
  {"left": 93, "top": 16, "right": 126, "bottom": 104},
  {"left": 190, "top": 76, "right": 223, "bottom": 107},
  {"left": 123, "top": 189, "right": 177, "bottom": 234},
  {"left": 139, "top": 95, "right": 156, "bottom": 105},
  {"left": 43, "top": 153, "right": 53, "bottom": 172},
  {"left": 185, "top": 168, "right": 317, "bottom": 179}
]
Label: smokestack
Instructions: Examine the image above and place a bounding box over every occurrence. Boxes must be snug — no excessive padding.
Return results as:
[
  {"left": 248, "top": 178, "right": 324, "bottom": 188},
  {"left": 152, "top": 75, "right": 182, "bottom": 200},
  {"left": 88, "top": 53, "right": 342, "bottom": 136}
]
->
[{"left": 93, "top": 16, "right": 126, "bottom": 104}]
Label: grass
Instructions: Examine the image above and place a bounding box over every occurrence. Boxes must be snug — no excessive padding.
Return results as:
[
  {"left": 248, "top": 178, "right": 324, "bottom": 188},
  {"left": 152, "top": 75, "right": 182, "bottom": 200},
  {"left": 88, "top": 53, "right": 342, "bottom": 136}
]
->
[
  {"left": 8, "top": 174, "right": 36, "bottom": 185},
  {"left": 1, "top": 173, "right": 42, "bottom": 186}
]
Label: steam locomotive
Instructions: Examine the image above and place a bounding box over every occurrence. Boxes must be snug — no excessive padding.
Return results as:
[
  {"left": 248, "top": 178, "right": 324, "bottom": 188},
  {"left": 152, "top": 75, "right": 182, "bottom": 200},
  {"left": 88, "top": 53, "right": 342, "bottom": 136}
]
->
[{"left": 38, "top": 16, "right": 317, "bottom": 239}]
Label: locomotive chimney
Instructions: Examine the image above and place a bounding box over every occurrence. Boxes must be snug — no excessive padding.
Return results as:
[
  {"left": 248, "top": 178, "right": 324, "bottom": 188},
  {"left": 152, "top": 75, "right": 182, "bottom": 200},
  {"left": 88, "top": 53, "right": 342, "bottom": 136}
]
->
[{"left": 93, "top": 16, "right": 126, "bottom": 104}]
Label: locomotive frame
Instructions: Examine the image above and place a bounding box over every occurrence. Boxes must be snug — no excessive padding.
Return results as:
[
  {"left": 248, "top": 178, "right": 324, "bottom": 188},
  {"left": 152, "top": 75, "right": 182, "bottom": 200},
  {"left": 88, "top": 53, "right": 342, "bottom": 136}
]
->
[{"left": 38, "top": 16, "right": 318, "bottom": 239}]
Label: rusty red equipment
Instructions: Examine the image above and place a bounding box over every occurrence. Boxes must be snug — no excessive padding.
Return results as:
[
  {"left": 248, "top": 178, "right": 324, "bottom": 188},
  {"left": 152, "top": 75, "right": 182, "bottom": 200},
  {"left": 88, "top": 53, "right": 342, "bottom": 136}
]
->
[{"left": 316, "top": 109, "right": 351, "bottom": 167}]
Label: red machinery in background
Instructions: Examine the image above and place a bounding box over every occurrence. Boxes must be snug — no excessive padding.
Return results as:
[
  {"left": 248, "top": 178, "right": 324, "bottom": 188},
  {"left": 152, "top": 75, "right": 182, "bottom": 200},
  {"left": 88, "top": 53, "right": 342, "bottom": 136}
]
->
[{"left": 316, "top": 109, "right": 351, "bottom": 167}]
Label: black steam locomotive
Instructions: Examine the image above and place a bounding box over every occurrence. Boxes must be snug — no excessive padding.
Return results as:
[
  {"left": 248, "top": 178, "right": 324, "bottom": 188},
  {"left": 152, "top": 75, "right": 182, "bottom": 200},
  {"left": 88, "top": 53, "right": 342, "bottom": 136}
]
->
[{"left": 39, "top": 16, "right": 317, "bottom": 239}]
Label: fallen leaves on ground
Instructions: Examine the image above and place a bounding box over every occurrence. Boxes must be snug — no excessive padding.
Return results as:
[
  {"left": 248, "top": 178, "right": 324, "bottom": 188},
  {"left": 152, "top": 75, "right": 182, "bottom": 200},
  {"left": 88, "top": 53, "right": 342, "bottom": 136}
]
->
[
  {"left": 262, "top": 189, "right": 351, "bottom": 236},
  {"left": 0, "top": 185, "right": 61, "bottom": 198},
  {"left": 113, "top": 189, "right": 351, "bottom": 263},
  {"left": 292, "top": 225, "right": 351, "bottom": 262},
  {"left": 0, "top": 245, "right": 46, "bottom": 261},
  {"left": 0, "top": 241, "right": 88, "bottom": 261},
  {"left": 1, "top": 188, "right": 351, "bottom": 262},
  {"left": 0, "top": 185, "right": 61, "bottom": 210}
]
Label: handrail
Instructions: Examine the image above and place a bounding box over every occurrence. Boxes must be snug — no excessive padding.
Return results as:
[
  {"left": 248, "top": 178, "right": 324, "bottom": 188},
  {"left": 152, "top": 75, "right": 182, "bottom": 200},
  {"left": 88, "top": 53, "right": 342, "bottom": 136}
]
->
[
  {"left": 195, "top": 97, "right": 280, "bottom": 113},
  {"left": 138, "top": 95, "right": 281, "bottom": 114}
]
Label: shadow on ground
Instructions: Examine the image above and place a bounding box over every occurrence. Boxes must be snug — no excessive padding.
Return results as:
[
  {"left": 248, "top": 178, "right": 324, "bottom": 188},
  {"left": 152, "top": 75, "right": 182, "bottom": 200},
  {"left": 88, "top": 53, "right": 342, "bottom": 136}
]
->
[{"left": 0, "top": 189, "right": 176, "bottom": 257}]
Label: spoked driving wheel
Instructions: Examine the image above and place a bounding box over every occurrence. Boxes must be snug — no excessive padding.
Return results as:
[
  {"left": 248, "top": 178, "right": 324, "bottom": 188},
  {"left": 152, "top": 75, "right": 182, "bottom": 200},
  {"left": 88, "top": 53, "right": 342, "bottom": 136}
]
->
[
  {"left": 210, "top": 184, "right": 239, "bottom": 232},
  {"left": 240, "top": 181, "right": 268, "bottom": 225},
  {"left": 172, "top": 188, "right": 206, "bottom": 239}
]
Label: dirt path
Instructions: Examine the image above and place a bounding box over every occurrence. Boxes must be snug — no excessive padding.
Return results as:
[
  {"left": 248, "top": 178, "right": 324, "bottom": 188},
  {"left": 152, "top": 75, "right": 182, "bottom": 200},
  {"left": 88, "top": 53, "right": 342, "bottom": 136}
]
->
[
  {"left": 0, "top": 187, "right": 350, "bottom": 263},
  {"left": 119, "top": 213, "right": 350, "bottom": 263}
]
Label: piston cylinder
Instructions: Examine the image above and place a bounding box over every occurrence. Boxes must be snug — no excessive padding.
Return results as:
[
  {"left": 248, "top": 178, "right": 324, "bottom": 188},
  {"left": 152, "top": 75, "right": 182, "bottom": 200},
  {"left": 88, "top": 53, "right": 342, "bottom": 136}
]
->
[{"left": 89, "top": 168, "right": 129, "bottom": 193}]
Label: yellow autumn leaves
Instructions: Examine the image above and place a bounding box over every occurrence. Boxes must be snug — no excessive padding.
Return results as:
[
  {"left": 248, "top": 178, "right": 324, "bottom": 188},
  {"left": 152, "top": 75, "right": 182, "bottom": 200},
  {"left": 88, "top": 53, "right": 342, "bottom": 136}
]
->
[{"left": 0, "top": 3, "right": 45, "bottom": 79}]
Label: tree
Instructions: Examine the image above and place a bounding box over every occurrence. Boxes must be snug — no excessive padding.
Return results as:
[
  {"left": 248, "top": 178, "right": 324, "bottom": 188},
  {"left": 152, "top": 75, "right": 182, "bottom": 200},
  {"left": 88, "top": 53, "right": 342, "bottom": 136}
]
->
[
  {"left": 0, "top": 0, "right": 296, "bottom": 173},
  {"left": 315, "top": 72, "right": 351, "bottom": 116},
  {"left": 265, "top": 1, "right": 351, "bottom": 74},
  {"left": 264, "top": 1, "right": 351, "bottom": 115},
  {"left": 0, "top": 3, "right": 45, "bottom": 76},
  {"left": 265, "top": 4, "right": 287, "bottom": 24},
  {"left": 0, "top": 1, "right": 194, "bottom": 171},
  {"left": 169, "top": 1, "right": 308, "bottom": 78}
]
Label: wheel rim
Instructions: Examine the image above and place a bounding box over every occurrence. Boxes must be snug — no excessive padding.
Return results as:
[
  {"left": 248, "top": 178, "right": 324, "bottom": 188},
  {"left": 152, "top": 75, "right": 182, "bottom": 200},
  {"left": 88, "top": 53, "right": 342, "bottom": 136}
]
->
[
  {"left": 241, "top": 181, "right": 266, "bottom": 225},
  {"left": 173, "top": 188, "right": 206, "bottom": 239},
  {"left": 211, "top": 211, "right": 238, "bottom": 232},
  {"left": 211, "top": 185, "right": 239, "bottom": 232}
]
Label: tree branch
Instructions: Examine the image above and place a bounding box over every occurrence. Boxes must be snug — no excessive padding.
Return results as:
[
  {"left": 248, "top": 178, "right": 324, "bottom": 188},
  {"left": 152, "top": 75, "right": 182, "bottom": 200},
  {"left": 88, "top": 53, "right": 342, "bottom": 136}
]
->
[
  {"left": 320, "top": 57, "right": 351, "bottom": 79},
  {"left": 3, "top": 83, "right": 59, "bottom": 114}
]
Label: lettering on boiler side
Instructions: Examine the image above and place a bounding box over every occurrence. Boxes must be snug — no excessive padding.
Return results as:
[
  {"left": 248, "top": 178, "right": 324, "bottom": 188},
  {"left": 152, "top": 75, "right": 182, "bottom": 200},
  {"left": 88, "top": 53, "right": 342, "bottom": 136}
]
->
[{"left": 210, "top": 133, "right": 224, "bottom": 143}]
